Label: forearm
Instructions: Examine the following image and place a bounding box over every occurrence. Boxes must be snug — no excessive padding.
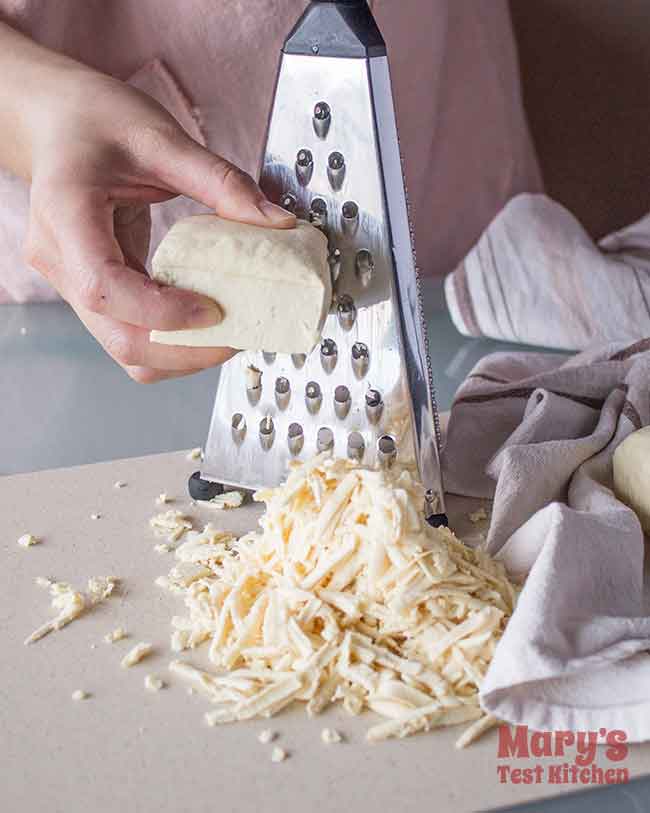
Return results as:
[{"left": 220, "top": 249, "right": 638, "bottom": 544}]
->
[{"left": 0, "top": 22, "right": 95, "bottom": 180}]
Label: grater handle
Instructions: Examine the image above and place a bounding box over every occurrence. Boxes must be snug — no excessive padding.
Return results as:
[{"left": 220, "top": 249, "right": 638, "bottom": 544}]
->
[{"left": 284, "top": 0, "right": 385, "bottom": 59}]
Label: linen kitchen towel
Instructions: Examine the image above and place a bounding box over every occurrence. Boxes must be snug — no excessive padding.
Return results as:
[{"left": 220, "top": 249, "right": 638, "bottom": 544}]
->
[
  {"left": 445, "top": 193, "right": 650, "bottom": 351},
  {"left": 443, "top": 339, "right": 650, "bottom": 740}
]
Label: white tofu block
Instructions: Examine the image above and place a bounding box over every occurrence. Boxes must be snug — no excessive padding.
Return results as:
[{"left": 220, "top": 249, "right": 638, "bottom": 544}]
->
[
  {"left": 150, "top": 215, "right": 331, "bottom": 354},
  {"left": 613, "top": 426, "right": 650, "bottom": 533}
]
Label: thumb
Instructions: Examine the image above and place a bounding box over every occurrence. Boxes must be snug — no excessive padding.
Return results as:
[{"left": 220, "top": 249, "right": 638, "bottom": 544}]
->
[{"left": 153, "top": 131, "right": 295, "bottom": 229}]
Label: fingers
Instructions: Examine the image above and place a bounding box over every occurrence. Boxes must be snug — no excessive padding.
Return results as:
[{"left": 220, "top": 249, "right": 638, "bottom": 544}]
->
[
  {"left": 28, "top": 190, "right": 223, "bottom": 330},
  {"left": 76, "top": 306, "right": 236, "bottom": 372},
  {"left": 123, "top": 366, "right": 205, "bottom": 384},
  {"left": 152, "top": 132, "right": 296, "bottom": 230}
]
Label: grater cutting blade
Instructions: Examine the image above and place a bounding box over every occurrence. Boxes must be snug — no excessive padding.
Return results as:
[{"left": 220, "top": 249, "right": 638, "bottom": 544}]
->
[{"left": 193, "top": 0, "right": 447, "bottom": 525}]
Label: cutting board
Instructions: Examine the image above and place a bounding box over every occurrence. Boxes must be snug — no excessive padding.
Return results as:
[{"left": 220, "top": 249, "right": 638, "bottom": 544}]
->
[{"left": 2, "top": 451, "right": 648, "bottom": 813}]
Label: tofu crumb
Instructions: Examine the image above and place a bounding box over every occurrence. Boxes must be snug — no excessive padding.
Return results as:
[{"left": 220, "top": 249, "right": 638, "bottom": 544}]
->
[
  {"left": 104, "top": 627, "right": 127, "bottom": 644},
  {"left": 150, "top": 510, "right": 192, "bottom": 543},
  {"left": 121, "top": 642, "right": 153, "bottom": 668},
  {"left": 72, "top": 690, "right": 89, "bottom": 701},
  {"left": 18, "top": 533, "right": 40, "bottom": 547},
  {"left": 258, "top": 729, "right": 275, "bottom": 745},
  {"left": 187, "top": 447, "right": 203, "bottom": 461},
  {"left": 154, "top": 543, "right": 173, "bottom": 554},
  {"left": 187, "top": 687, "right": 196, "bottom": 696},
  {"left": 271, "top": 747, "right": 287, "bottom": 763},
  {"left": 468, "top": 507, "right": 489, "bottom": 524},
  {"left": 90, "top": 513, "right": 102, "bottom": 520},
  {"left": 321, "top": 728, "right": 342, "bottom": 745},
  {"left": 114, "top": 480, "right": 127, "bottom": 489},
  {"left": 206, "top": 491, "right": 244, "bottom": 510},
  {"left": 90, "top": 643, "right": 97, "bottom": 650},
  {"left": 25, "top": 576, "right": 118, "bottom": 646},
  {"left": 20, "top": 326, "right": 27, "bottom": 336},
  {"left": 144, "top": 674, "right": 165, "bottom": 692},
  {"left": 35, "top": 576, "right": 53, "bottom": 589},
  {"left": 157, "top": 493, "right": 173, "bottom": 505}
]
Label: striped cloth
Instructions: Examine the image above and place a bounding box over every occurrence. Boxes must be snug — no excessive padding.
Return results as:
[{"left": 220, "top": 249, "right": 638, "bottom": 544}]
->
[
  {"left": 445, "top": 193, "right": 650, "bottom": 351},
  {"left": 443, "top": 338, "right": 650, "bottom": 740}
]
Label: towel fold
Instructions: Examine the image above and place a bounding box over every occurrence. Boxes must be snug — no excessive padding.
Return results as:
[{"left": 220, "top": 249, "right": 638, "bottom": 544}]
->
[
  {"left": 445, "top": 193, "right": 650, "bottom": 351},
  {"left": 443, "top": 338, "right": 650, "bottom": 740}
]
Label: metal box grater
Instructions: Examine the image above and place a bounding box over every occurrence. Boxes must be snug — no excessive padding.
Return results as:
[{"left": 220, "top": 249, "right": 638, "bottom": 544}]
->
[{"left": 190, "top": 0, "right": 447, "bottom": 526}]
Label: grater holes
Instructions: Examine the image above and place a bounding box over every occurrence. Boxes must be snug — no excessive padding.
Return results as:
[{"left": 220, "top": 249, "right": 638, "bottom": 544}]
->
[
  {"left": 313, "top": 101, "right": 331, "bottom": 139},
  {"left": 314, "top": 101, "right": 331, "bottom": 120},
  {"left": 291, "top": 353, "right": 307, "bottom": 369},
  {"left": 328, "top": 248, "right": 342, "bottom": 286},
  {"left": 327, "top": 151, "right": 346, "bottom": 190},
  {"left": 365, "top": 389, "right": 384, "bottom": 424},
  {"left": 342, "top": 201, "right": 359, "bottom": 235},
  {"left": 377, "top": 434, "right": 397, "bottom": 467},
  {"left": 262, "top": 352, "right": 276, "bottom": 365},
  {"left": 287, "top": 423, "right": 304, "bottom": 456},
  {"left": 425, "top": 489, "right": 441, "bottom": 515},
  {"left": 334, "top": 385, "right": 351, "bottom": 419},
  {"left": 296, "top": 149, "right": 314, "bottom": 186},
  {"left": 337, "top": 294, "right": 356, "bottom": 330},
  {"left": 275, "top": 377, "right": 291, "bottom": 410},
  {"left": 347, "top": 432, "right": 365, "bottom": 461},
  {"left": 231, "top": 413, "right": 246, "bottom": 444},
  {"left": 320, "top": 339, "right": 338, "bottom": 373},
  {"left": 317, "top": 427, "right": 334, "bottom": 453},
  {"left": 280, "top": 192, "right": 297, "bottom": 213},
  {"left": 309, "top": 197, "right": 328, "bottom": 230},
  {"left": 245, "top": 364, "right": 262, "bottom": 404},
  {"left": 351, "top": 342, "right": 370, "bottom": 378},
  {"left": 259, "top": 416, "right": 275, "bottom": 450},
  {"left": 355, "top": 249, "right": 374, "bottom": 288},
  {"left": 305, "top": 381, "right": 322, "bottom": 413},
  {"left": 246, "top": 385, "right": 262, "bottom": 406}
]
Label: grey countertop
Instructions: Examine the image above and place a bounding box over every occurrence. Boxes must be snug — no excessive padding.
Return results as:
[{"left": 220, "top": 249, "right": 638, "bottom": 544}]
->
[{"left": 2, "top": 281, "right": 649, "bottom": 813}]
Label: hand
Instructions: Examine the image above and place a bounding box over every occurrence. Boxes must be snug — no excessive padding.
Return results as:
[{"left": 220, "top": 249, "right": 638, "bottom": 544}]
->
[{"left": 19, "top": 63, "right": 295, "bottom": 382}]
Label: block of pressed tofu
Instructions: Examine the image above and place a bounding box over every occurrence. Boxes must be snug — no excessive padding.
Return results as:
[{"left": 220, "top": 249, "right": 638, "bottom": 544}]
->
[
  {"left": 149, "top": 215, "right": 331, "bottom": 354},
  {"left": 613, "top": 426, "right": 650, "bottom": 533}
]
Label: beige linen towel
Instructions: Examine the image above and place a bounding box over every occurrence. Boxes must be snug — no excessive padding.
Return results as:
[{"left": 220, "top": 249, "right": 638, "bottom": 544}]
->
[{"left": 443, "top": 339, "right": 650, "bottom": 739}]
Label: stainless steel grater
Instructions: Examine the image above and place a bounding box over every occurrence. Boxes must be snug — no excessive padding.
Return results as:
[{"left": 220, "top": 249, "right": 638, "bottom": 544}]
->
[{"left": 189, "top": 0, "right": 447, "bottom": 526}]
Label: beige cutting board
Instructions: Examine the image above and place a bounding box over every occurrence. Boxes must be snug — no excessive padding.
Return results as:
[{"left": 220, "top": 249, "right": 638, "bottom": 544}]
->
[{"left": 1, "top": 451, "right": 648, "bottom": 813}]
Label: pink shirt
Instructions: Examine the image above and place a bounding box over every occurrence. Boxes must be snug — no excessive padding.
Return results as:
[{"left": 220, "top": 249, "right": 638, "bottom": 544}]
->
[{"left": 0, "top": 0, "right": 541, "bottom": 303}]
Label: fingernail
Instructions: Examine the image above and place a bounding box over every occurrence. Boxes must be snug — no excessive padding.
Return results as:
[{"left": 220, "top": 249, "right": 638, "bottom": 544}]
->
[
  {"left": 192, "top": 300, "right": 223, "bottom": 327},
  {"left": 258, "top": 200, "right": 296, "bottom": 226}
]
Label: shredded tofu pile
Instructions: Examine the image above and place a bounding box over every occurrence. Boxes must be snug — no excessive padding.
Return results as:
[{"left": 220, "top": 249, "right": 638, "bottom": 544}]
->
[
  {"left": 25, "top": 576, "right": 118, "bottom": 645},
  {"left": 158, "top": 455, "right": 516, "bottom": 744}
]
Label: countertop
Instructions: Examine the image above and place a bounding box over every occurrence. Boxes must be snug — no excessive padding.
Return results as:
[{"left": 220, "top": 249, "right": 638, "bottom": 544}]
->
[{"left": 2, "top": 282, "right": 650, "bottom": 812}]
